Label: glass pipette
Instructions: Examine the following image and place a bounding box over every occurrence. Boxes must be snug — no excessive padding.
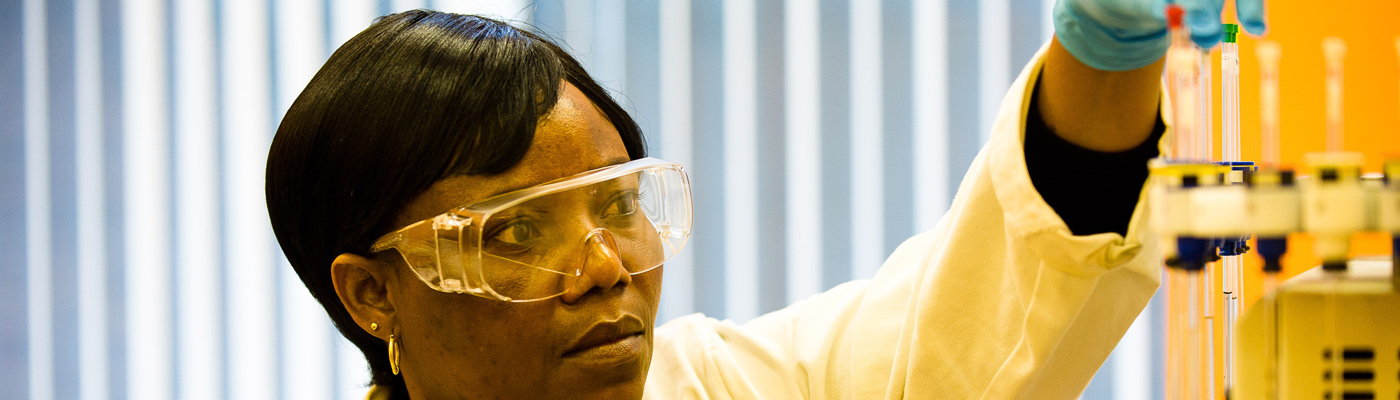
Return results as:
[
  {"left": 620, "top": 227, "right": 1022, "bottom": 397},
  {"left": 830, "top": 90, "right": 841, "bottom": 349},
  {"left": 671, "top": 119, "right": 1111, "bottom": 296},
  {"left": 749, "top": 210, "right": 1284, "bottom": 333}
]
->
[
  {"left": 1322, "top": 37, "right": 1346, "bottom": 152},
  {"left": 1256, "top": 41, "right": 1282, "bottom": 166}
]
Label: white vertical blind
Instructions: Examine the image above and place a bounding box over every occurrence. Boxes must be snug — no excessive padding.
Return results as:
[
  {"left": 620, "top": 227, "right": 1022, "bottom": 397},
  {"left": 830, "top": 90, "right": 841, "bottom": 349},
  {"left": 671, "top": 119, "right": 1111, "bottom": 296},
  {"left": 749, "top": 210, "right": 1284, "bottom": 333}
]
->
[
  {"left": 23, "top": 0, "right": 52, "bottom": 398},
  {"left": 392, "top": 0, "right": 428, "bottom": 13},
  {"left": 591, "top": 0, "right": 627, "bottom": 93},
  {"left": 563, "top": 0, "right": 596, "bottom": 68},
  {"left": 722, "top": 0, "right": 759, "bottom": 322},
  {"left": 657, "top": 0, "right": 694, "bottom": 324},
  {"left": 913, "top": 0, "right": 951, "bottom": 232},
  {"left": 436, "top": 0, "right": 532, "bottom": 21},
  {"left": 8, "top": 1, "right": 1156, "bottom": 398},
  {"left": 121, "top": 0, "right": 175, "bottom": 398},
  {"left": 331, "top": 0, "right": 378, "bottom": 50},
  {"left": 979, "top": 0, "right": 1011, "bottom": 144},
  {"left": 783, "top": 0, "right": 822, "bottom": 305},
  {"left": 74, "top": 0, "right": 109, "bottom": 398},
  {"left": 173, "top": 0, "right": 223, "bottom": 397},
  {"left": 849, "top": 0, "right": 884, "bottom": 280},
  {"left": 221, "top": 0, "right": 279, "bottom": 397}
]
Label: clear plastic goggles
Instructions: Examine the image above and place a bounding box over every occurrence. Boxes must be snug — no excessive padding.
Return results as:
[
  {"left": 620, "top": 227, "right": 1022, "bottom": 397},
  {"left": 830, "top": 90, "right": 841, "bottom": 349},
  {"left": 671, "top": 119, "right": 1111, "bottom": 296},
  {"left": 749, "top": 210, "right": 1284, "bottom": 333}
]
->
[{"left": 370, "top": 157, "right": 692, "bottom": 302}]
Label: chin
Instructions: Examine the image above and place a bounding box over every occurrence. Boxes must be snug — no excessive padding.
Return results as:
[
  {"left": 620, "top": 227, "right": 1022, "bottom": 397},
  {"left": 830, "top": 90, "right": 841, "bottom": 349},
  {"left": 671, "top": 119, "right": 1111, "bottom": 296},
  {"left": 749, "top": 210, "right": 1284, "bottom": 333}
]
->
[
  {"left": 578, "top": 383, "right": 645, "bottom": 400},
  {"left": 554, "top": 351, "right": 651, "bottom": 400}
]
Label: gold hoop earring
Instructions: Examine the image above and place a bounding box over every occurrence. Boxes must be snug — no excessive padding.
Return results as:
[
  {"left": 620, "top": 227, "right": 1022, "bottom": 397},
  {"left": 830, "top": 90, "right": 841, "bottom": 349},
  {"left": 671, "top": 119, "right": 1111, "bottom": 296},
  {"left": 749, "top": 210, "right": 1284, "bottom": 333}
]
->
[
  {"left": 388, "top": 334, "right": 401, "bottom": 375},
  {"left": 369, "top": 322, "right": 379, "bottom": 331}
]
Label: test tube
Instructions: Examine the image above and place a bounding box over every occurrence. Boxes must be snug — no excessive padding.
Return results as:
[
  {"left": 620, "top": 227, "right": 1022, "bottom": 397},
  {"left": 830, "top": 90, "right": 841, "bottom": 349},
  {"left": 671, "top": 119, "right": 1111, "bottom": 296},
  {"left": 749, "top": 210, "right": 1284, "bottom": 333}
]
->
[
  {"left": 1256, "top": 42, "right": 1282, "bottom": 166},
  {"left": 1322, "top": 37, "right": 1346, "bottom": 152}
]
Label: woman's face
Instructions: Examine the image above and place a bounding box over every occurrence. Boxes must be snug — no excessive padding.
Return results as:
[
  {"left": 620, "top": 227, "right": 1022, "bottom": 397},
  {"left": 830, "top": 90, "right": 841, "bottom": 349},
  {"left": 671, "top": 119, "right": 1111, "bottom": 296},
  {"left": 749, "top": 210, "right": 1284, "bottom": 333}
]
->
[{"left": 381, "top": 82, "right": 661, "bottom": 399}]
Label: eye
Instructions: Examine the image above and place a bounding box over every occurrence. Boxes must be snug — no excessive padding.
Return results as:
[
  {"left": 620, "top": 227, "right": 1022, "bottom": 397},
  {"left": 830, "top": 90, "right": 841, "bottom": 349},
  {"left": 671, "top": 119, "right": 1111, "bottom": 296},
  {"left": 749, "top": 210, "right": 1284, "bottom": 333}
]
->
[
  {"left": 602, "top": 190, "right": 640, "bottom": 219},
  {"left": 486, "top": 218, "right": 539, "bottom": 251}
]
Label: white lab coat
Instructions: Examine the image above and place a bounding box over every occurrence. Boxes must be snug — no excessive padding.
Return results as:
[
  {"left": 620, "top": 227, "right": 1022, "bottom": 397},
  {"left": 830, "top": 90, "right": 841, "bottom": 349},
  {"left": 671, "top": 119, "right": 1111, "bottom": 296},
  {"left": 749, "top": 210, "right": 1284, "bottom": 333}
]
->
[{"left": 642, "top": 42, "right": 1166, "bottom": 399}]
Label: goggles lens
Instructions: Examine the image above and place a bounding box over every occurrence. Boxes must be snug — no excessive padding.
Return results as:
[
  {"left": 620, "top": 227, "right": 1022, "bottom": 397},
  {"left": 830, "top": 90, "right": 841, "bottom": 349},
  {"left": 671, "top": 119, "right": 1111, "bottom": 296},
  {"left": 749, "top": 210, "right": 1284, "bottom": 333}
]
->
[{"left": 372, "top": 158, "right": 691, "bottom": 302}]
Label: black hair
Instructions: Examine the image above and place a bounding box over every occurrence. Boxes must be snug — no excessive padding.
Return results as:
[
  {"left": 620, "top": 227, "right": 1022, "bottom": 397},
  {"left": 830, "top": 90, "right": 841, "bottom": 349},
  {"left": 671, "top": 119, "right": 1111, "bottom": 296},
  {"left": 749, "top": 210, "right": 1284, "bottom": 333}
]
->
[{"left": 265, "top": 10, "right": 646, "bottom": 397}]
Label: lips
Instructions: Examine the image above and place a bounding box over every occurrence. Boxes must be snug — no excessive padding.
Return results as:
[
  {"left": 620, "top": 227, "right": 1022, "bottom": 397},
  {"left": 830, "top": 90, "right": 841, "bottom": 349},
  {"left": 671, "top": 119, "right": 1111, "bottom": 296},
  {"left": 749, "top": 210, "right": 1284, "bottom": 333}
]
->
[{"left": 563, "top": 314, "right": 646, "bottom": 359}]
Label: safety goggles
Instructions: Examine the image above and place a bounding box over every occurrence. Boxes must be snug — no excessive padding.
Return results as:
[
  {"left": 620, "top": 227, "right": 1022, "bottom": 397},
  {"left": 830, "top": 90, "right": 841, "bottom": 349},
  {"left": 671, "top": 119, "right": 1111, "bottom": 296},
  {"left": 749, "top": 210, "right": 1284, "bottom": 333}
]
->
[{"left": 370, "top": 157, "right": 692, "bottom": 302}]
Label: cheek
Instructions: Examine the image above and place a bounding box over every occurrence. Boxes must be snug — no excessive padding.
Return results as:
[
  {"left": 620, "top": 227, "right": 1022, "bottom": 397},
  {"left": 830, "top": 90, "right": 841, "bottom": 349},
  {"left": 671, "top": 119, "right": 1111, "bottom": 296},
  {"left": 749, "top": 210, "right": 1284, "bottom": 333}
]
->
[
  {"left": 396, "top": 283, "right": 561, "bottom": 393},
  {"left": 635, "top": 266, "right": 663, "bottom": 317}
]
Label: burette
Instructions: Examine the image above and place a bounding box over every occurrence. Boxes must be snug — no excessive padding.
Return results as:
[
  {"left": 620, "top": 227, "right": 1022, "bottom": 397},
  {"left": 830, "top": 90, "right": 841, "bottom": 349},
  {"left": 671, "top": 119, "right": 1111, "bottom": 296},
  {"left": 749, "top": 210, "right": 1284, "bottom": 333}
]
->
[
  {"left": 1197, "top": 30, "right": 1217, "bottom": 400},
  {"left": 1251, "top": 39, "right": 1285, "bottom": 400},
  {"left": 1255, "top": 41, "right": 1283, "bottom": 297},
  {"left": 1164, "top": 5, "right": 1205, "bottom": 398},
  {"left": 1320, "top": 36, "right": 1347, "bottom": 399},
  {"left": 1219, "top": 23, "right": 1242, "bottom": 396}
]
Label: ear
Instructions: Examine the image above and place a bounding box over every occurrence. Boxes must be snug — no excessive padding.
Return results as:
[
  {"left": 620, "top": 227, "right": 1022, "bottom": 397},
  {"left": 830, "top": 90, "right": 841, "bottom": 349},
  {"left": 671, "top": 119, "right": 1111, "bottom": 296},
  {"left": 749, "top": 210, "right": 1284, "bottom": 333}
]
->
[{"left": 332, "top": 253, "right": 397, "bottom": 340}]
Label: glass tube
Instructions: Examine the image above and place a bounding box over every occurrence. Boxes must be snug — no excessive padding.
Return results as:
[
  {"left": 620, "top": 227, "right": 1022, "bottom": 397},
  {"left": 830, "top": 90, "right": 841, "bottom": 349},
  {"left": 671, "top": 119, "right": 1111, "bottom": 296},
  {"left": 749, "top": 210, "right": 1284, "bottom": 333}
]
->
[
  {"left": 1168, "top": 22, "right": 1199, "bottom": 159},
  {"left": 1199, "top": 50, "right": 1214, "bottom": 161},
  {"left": 1222, "top": 256, "right": 1239, "bottom": 394},
  {"left": 1256, "top": 42, "right": 1282, "bottom": 166},
  {"left": 1322, "top": 37, "right": 1346, "bottom": 152},
  {"left": 1263, "top": 270, "right": 1278, "bottom": 399},
  {"left": 1220, "top": 36, "right": 1241, "bottom": 396},
  {"left": 1202, "top": 259, "right": 1216, "bottom": 400},
  {"left": 1188, "top": 272, "right": 1202, "bottom": 398},
  {"left": 1222, "top": 40, "right": 1240, "bottom": 163}
]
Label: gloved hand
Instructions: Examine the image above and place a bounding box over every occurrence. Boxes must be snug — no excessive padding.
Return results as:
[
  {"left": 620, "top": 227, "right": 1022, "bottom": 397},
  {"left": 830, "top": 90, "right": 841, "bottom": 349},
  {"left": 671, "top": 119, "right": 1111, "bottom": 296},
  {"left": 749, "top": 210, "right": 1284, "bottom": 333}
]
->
[{"left": 1054, "top": 0, "right": 1266, "bottom": 71}]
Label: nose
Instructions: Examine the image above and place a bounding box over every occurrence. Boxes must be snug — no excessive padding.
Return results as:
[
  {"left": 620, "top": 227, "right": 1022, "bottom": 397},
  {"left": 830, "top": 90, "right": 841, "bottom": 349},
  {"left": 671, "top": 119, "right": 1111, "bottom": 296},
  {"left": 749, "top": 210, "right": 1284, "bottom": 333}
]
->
[{"left": 560, "top": 228, "right": 632, "bottom": 304}]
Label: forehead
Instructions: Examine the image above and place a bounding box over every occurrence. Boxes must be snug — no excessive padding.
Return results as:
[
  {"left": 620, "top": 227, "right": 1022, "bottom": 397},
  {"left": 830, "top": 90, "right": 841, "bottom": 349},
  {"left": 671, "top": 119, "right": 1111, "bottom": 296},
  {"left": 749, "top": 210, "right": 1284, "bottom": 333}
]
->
[{"left": 394, "top": 82, "right": 631, "bottom": 227}]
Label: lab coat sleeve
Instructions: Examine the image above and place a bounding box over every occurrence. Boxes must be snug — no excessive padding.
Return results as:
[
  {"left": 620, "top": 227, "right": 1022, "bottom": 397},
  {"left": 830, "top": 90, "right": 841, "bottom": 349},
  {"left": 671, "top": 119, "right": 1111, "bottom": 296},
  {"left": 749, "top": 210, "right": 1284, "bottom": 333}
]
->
[{"left": 643, "top": 40, "right": 1166, "bottom": 400}]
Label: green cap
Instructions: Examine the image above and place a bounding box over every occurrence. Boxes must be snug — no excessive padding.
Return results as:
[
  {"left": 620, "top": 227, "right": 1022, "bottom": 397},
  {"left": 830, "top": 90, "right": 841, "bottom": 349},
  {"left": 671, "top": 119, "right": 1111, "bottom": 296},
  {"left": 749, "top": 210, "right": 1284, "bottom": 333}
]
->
[{"left": 1223, "top": 24, "right": 1239, "bottom": 43}]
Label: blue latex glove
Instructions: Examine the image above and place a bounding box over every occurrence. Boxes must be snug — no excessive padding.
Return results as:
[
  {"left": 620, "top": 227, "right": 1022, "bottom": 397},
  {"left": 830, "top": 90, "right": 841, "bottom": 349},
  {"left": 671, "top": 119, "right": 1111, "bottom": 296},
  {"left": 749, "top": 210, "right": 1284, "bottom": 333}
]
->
[{"left": 1054, "top": 0, "right": 1267, "bottom": 71}]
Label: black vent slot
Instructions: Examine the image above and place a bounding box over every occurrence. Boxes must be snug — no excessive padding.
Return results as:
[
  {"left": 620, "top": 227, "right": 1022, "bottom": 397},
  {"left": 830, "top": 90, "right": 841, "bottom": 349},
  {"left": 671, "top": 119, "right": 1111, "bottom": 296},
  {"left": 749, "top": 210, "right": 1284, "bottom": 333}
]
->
[
  {"left": 1324, "top": 370, "right": 1378, "bottom": 381},
  {"left": 1324, "top": 392, "right": 1376, "bottom": 400},
  {"left": 1323, "top": 347, "right": 1376, "bottom": 361},
  {"left": 1343, "top": 349, "right": 1375, "bottom": 361},
  {"left": 1345, "top": 371, "right": 1374, "bottom": 381}
]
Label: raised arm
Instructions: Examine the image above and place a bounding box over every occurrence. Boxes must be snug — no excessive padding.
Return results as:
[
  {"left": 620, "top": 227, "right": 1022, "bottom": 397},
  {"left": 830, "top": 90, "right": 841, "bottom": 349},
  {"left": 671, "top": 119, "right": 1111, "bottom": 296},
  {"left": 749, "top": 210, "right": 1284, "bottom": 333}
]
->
[
  {"left": 1038, "top": 37, "right": 1162, "bottom": 153},
  {"left": 1042, "top": 0, "right": 1267, "bottom": 151}
]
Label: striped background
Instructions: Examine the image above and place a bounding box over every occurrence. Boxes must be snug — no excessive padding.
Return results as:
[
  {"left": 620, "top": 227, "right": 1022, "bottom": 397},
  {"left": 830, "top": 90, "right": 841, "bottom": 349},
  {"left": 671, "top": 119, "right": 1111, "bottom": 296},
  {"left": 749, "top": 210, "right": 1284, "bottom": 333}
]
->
[{"left": 1, "top": 0, "right": 1165, "bottom": 398}]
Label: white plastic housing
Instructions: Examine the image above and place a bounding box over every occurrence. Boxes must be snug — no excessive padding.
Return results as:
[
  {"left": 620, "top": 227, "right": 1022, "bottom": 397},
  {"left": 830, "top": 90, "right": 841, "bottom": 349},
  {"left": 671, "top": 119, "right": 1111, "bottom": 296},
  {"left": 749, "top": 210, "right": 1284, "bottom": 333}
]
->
[
  {"left": 1191, "top": 185, "right": 1249, "bottom": 236},
  {"left": 1302, "top": 182, "right": 1367, "bottom": 263},
  {"left": 1247, "top": 188, "right": 1301, "bottom": 236},
  {"left": 1166, "top": 188, "right": 1195, "bottom": 236},
  {"left": 1379, "top": 188, "right": 1400, "bottom": 234}
]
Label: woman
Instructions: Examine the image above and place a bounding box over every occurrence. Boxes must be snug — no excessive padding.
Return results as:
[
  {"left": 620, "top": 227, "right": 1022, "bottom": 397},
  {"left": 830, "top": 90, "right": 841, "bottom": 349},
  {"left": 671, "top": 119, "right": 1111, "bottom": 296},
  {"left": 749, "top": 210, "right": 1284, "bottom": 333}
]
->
[
  {"left": 266, "top": 11, "right": 663, "bottom": 398},
  {"left": 266, "top": 2, "right": 1263, "bottom": 398}
]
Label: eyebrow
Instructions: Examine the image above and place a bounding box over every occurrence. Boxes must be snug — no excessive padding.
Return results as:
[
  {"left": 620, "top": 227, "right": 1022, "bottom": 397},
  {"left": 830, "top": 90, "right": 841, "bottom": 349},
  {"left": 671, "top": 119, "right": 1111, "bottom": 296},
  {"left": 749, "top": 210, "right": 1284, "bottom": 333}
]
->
[
  {"left": 483, "top": 155, "right": 634, "bottom": 199},
  {"left": 601, "top": 155, "right": 630, "bottom": 167}
]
